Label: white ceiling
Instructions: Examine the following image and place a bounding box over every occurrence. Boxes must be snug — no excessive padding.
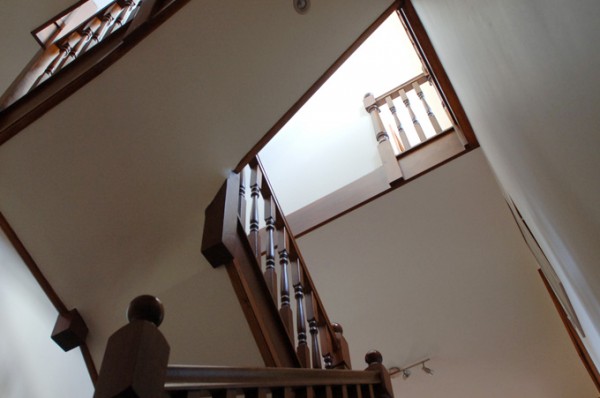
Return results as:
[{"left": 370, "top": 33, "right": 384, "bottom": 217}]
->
[{"left": 0, "top": 0, "right": 598, "bottom": 396}]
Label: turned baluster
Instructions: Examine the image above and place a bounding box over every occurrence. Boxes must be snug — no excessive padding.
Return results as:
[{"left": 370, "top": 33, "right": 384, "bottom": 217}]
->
[
  {"left": 94, "top": 295, "right": 169, "bottom": 398},
  {"left": 31, "top": 41, "right": 72, "bottom": 88},
  {"left": 385, "top": 96, "right": 411, "bottom": 151},
  {"left": 238, "top": 167, "right": 248, "bottom": 229},
  {"left": 363, "top": 93, "right": 403, "bottom": 184},
  {"left": 263, "top": 191, "right": 277, "bottom": 300},
  {"left": 399, "top": 89, "right": 427, "bottom": 143},
  {"left": 278, "top": 225, "right": 294, "bottom": 340},
  {"left": 291, "top": 256, "right": 309, "bottom": 367},
  {"left": 249, "top": 163, "right": 262, "bottom": 258},
  {"left": 305, "top": 290, "right": 322, "bottom": 369},
  {"left": 412, "top": 81, "right": 442, "bottom": 134}
]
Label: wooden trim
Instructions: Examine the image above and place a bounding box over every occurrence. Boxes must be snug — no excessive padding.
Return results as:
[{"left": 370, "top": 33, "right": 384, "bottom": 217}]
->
[
  {"left": 0, "top": 211, "right": 67, "bottom": 313},
  {"left": 398, "top": 0, "right": 478, "bottom": 148},
  {"left": 287, "top": 129, "right": 472, "bottom": 238},
  {"left": 538, "top": 270, "right": 600, "bottom": 393},
  {"left": 0, "top": 211, "right": 98, "bottom": 383},
  {"left": 0, "top": 0, "right": 191, "bottom": 146},
  {"left": 234, "top": 0, "right": 403, "bottom": 172}
]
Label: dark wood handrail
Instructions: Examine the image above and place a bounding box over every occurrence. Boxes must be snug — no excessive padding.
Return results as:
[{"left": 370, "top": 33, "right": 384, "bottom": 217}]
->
[{"left": 165, "top": 365, "right": 379, "bottom": 390}]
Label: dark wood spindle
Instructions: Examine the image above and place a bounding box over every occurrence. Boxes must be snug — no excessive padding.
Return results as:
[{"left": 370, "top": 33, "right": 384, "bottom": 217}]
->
[
  {"left": 264, "top": 191, "right": 277, "bottom": 300},
  {"left": 291, "top": 257, "right": 310, "bottom": 367},
  {"left": 238, "top": 167, "right": 247, "bottom": 229},
  {"left": 249, "top": 163, "right": 262, "bottom": 258},
  {"left": 278, "top": 225, "right": 294, "bottom": 340},
  {"left": 305, "top": 290, "right": 322, "bottom": 369}
]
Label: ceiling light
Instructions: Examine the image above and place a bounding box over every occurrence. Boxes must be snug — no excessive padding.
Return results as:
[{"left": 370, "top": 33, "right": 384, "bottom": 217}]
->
[{"left": 294, "top": 0, "right": 310, "bottom": 14}]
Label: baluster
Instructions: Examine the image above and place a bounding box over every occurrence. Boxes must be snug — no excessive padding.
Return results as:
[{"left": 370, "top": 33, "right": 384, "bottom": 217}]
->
[
  {"left": 412, "top": 81, "right": 442, "bottom": 134},
  {"left": 399, "top": 89, "right": 427, "bottom": 142},
  {"left": 31, "top": 39, "right": 76, "bottom": 89},
  {"left": 305, "top": 290, "right": 322, "bottom": 369},
  {"left": 245, "top": 388, "right": 269, "bottom": 398},
  {"left": 278, "top": 225, "right": 294, "bottom": 340},
  {"left": 363, "top": 93, "right": 403, "bottom": 184},
  {"left": 263, "top": 192, "right": 277, "bottom": 300},
  {"left": 238, "top": 167, "right": 248, "bottom": 229},
  {"left": 291, "top": 256, "right": 309, "bottom": 367},
  {"left": 249, "top": 163, "right": 262, "bottom": 258},
  {"left": 384, "top": 96, "right": 411, "bottom": 151}
]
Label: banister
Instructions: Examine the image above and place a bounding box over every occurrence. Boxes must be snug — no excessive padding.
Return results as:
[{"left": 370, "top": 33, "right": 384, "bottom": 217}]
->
[{"left": 95, "top": 296, "right": 394, "bottom": 398}]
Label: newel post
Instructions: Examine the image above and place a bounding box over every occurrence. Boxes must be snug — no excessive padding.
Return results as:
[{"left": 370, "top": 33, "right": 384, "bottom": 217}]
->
[
  {"left": 94, "top": 295, "right": 170, "bottom": 398},
  {"left": 365, "top": 350, "right": 394, "bottom": 398},
  {"left": 364, "top": 93, "right": 403, "bottom": 185}
]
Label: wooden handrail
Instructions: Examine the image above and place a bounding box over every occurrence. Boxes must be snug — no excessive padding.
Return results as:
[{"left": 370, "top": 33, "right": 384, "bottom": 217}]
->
[{"left": 165, "top": 365, "right": 379, "bottom": 389}]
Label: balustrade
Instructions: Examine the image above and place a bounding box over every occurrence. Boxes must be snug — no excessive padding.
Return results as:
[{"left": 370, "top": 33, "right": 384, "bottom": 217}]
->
[
  {"left": 94, "top": 296, "right": 394, "bottom": 398},
  {"left": 0, "top": 0, "right": 142, "bottom": 109},
  {"left": 218, "top": 158, "right": 352, "bottom": 370}
]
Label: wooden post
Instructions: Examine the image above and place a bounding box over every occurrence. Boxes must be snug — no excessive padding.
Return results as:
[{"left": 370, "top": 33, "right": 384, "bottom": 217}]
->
[
  {"left": 94, "top": 295, "right": 170, "bottom": 398},
  {"left": 332, "top": 323, "right": 351, "bottom": 369},
  {"left": 364, "top": 93, "right": 403, "bottom": 184},
  {"left": 364, "top": 351, "right": 393, "bottom": 398}
]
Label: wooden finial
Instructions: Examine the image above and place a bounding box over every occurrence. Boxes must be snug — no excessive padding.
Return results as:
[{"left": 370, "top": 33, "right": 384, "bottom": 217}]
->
[
  {"left": 332, "top": 323, "right": 343, "bottom": 334},
  {"left": 365, "top": 350, "right": 383, "bottom": 366},
  {"left": 127, "top": 295, "right": 164, "bottom": 326}
]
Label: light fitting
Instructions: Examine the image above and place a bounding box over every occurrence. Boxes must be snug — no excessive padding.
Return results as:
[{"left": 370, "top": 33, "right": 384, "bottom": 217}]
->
[
  {"left": 294, "top": 0, "right": 310, "bottom": 14},
  {"left": 389, "top": 358, "right": 434, "bottom": 380}
]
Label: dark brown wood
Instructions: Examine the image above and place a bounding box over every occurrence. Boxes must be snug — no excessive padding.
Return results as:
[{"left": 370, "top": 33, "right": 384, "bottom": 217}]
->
[
  {"left": 51, "top": 308, "right": 89, "bottom": 352},
  {"left": 364, "top": 351, "right": 393, "bottom": 398},
  {"left": 234, "top": 1, "right": 402, "bottom": 172},
  {"left": 331, "top": 324, "right": 351, "bottom": 370},
  {"left": 249, "top": 162, "right": 263, "bottom": 259},
  {"left": 80, "top": 343, "right": 99, "bottom": 384},
  {"left": 264, "top": 192, "right": 278, "bottom": 301},
  {"left": 201, "top": 173, "right": 241, "bottom": 267},
  {"left": 539, "top": 270, "right": 600, "bottom": 393},
  {"left": 94, "top": 296, "right": 170, "bottom": 398},
  {"left": 0, "top": 0, "right": 191, "bottom": 146},
  {"left": 224, "top": 221, "right": 300, "bottom": 368},
  {"left": 291, "top": 259, "right": 310, "bottom": 368},
  {"left": 165, "top": 365, "right": 380, "bottom": 390},
  {"left": 398, "top": 1, "right": 479, "bottom": 148},
  {"left": 244, "top": 387, "right": 269, "bottom": 398},
  {"left": 278, "top": 226, "right": 294, "bottom": 340},
  {"left": 305, "top": 292, "right": 322, "bottom": 369},
  {"left": 0, "top": 211, "right": 68, "bottom": 313}
]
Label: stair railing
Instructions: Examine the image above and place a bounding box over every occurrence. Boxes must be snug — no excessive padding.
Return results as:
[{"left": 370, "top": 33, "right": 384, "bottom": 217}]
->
[
  {"left": 94, "top": 296, "right": 394, "bottom": 398},
  {"left": 202, "top": 157, "right": 351, "bottom": 370}
]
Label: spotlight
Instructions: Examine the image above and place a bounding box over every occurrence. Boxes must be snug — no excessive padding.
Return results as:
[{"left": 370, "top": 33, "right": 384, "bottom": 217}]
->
[
  {"left": 422, "top": 363, "right": 434, "bottom": 375},
  {"left": 402, "top": 369, "right": 411, "bottom": 379}
]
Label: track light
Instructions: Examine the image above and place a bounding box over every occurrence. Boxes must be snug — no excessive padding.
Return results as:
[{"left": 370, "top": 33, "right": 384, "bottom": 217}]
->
[{"left": 389, "top": 358, "right": 434, "bottom": 380}]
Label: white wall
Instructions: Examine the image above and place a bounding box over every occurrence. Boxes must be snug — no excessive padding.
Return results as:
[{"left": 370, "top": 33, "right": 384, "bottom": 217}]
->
[
  {"left": 0, "top": 229, "right": 93, "bottom": 397},
  {"left": 412, "top": 0, "right": 600, "bottom": 365},
  {"left": 260, "top": 14, "right": 450, "bottom": 214}
]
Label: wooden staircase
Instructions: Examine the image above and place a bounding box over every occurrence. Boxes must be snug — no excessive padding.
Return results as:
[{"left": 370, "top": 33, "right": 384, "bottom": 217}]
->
[{"left": 93, "top": 158, "right": 394, "bottom": 397}]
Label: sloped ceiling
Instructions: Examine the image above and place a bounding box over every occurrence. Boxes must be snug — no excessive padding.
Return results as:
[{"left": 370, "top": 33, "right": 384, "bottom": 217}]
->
[{"left": 0, "top": 0, "right": 394, "bottom": 367}]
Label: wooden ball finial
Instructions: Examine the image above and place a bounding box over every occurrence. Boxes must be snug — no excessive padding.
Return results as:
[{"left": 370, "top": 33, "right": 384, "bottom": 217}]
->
[
  {"left": 332, "top": 322, "right": 343, "bottom": 334},
  {"left": 127, "top": 295, "right": 164, "bottom": 326},
  {"left": 365, "top": 350, "right": 383, "bottom": 365}
]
